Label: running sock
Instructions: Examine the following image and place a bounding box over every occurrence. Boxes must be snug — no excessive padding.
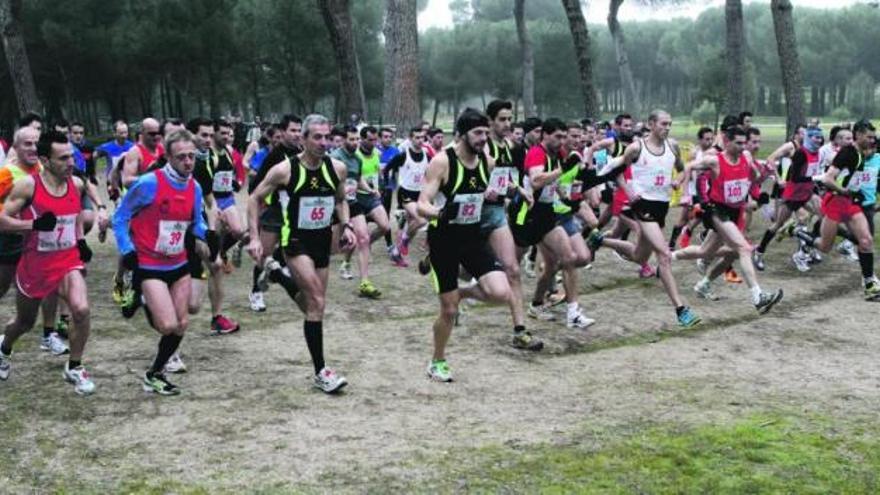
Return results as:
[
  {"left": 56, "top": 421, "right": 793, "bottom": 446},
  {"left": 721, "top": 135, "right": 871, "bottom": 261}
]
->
[
  {"left": 304, "top": 320, "right": 324, "bottom": 375},
  {"left": 528, "top": 246, "right": 537, "bottom": 263},
  {"left": 221, "top": 234, "right": 238, "bottom": 255},
  {"left": 513, "top": 324, "right": 526, "bottom": 335},
  {"left": 0, "top": 341, "right": 11, "bottom": 355},
  {"left": 43, "top": 326, "right": 54, "bottom": 338},
  {"left": 150, "top": 334, "right": 183, "bottom": 374},
  {"left": 252, "top": 265, "right": 262, "bottom": 292},
  {"left": 675, "top": 306, "right": 686, "bottom": 316},
  {"left": 669, "top": 226, "right": 683, "bottom": 249},
  {"left": 273, "top": 247, "right": 285, "bottom": 264},
  {"left": 858, "top": 251, "right": 874, "bottom": 280},
  {"left": 812, "top": 219, "right": 822, "bottom": 238},
  {"left": 750, "top": 285, "right": 763, "bottom": 304},
  {"left": 757, "top": 229, "right": 775, "bottom": 254},
  {"left": 68, "top": 359, "right": 81, "bottom": 369},
  {"left": 566, "top": 302, "right": 579, "bottom": 318}
]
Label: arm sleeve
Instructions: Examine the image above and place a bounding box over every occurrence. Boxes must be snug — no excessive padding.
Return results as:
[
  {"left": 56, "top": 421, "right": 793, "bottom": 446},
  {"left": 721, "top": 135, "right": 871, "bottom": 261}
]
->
[
  {"left": 384, "top": 152, "right": 405, "bottom": 178},
  {"left": 191, "top": 183, "right": 208, "bottom": 241},
  {"left": 112, "top": 174, "right": 157, "bottom": 255}
]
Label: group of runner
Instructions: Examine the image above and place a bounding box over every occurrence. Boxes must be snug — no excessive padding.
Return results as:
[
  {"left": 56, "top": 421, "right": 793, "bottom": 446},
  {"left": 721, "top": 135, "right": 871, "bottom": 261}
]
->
[{"left": 0, "top": 104, "right": 876, "bottom": 395}]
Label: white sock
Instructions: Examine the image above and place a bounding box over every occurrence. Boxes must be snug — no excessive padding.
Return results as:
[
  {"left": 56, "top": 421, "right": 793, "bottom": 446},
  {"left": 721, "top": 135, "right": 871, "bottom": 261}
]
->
[
  {"left": 699, "top": 276, "right": 710, "bottom": 287},
  {"left": 567, "top": 302, "right": 579, "bottom": 317},
  {"left": 751, "top": 285, "right": 762, "bottom": 304}
]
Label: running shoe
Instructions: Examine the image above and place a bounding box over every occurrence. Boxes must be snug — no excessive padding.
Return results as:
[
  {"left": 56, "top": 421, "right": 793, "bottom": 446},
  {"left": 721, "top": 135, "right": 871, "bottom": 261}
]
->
[
  {"left": 418, "top": 256, "right": 431, "bottom": 275},
  {"left": 142, "top": 372, "right": 180, "bottom": 396},
  {"left": 693, "top": 279, "right": 720, "bottom": 301},
  {"left": 389, "top": 245, "right": 405, "bottom": 264},
  {"left": 339, "top": 260, "right": 353, "bottom": 280},
  {"left": 211, "top": 314, "right": 240, "bottom": 335},
  {"left": 754, "top": 289, "right": 784, "bottom": 314},
  {"left": 398, "top": 233, "right": 410, "bottom": 257},
  {"left": 586, "top": 229, "right": 605, "bottom": 254},
  {"left": 358, "top": 280, "right": 382, "bottom": 299},
  {"left": 249, "top": 290, "right": 267, "bottom": 312},
  {"left": 55, "top": 316, "right": 70, "bottom": 339},
  {"left": 724, "top": 268, "right": 743, "bottom": 284},
  {"left": 838, "top": 240, "right": 859, "bottom": 262},
  {"left": 0, "top": 337, "right": 10, "bottom": 380},
  {"left": 395, "top": 210, "right": 406, "bottom": 230},
  {"left": 164, "top": 352, "right": 187, "bottom": 374},
  {"left": 524, "top": 258, "right": 536, "bottom": 278},
  {"left": 121, "top": 292, "right": 143, "bottom": 319},
  {"left": 426, "top": 359, "right": 453, "bottom": 382},
  {"left": 679, "top": 231, "right": 691, "bottom": 248},
  {"left": 63, "top": 363, "right": 96, "bottom": 396},
  {"left": 511, "top": 331, "right": 544, "bottom": 351},
  {"left": 677, "top": 306, "right": 701, "bottom": 328},
  {"left": 112, "top": 281, "right": 126, "bottom": 305},
  {"left": 752, "top": 251, "right": 765, "bottom": 271},
  {"left": 566, "top": 310, "right": 596, "bottom": 329},
  {"left": 696, "top": 258, "right": 707, "bottom": 276},
  {"left": 808, "top": 249, "right": 823, "bottom": 264},
  {"left": 791, "top": 250, "right": 811, "bottom": 273},
  {"left": 864, "top": 278, "right": 880, "bottom": 301},
  {"left": 639, "top": 264, "right": 656, "bottom": 279},
  {"left": 40, "top": 332, "right": 69, "bottom": 356},
  {"left": 527, "top": 304, "right": 556, "bottom": 321},
  {"left": 314, "top": 367, "right": 348, "bottom": 393}
]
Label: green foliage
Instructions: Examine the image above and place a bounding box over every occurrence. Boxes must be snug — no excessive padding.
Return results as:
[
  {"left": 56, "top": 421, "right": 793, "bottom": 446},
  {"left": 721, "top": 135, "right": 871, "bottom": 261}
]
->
[
  {"left": 691, "top": 100, "right": 717, "bottom": 127},
  {"left": 830, "top": 106, "right": 853, "bottom": 122}
]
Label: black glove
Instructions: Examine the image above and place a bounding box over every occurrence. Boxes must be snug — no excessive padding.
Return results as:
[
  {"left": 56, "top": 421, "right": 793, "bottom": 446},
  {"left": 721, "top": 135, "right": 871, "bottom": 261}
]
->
[
  {"left": 77, "top": 239, "right": 92, "bottom": 263},
  {"left": 32, "top": 212, "right": 57, "bottom": 232},
  {"left": 122, "top": 251, "right": 138, "bottom": 271},
  {"left": 206, "top": 229, "right": 220, "bottom": 261}
]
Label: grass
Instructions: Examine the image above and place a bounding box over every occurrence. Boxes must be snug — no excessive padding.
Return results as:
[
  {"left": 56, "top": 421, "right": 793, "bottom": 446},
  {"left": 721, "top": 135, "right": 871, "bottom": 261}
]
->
[{"left": 381, "top": 413, "right": 880, "bottom": 494}]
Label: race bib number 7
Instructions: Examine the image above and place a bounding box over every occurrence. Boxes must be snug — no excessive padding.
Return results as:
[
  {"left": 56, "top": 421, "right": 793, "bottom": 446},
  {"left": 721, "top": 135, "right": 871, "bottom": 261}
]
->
[
  {"left": 297, "top": 196, "right": 334, "bottom": 229},
  {"left": 156, "top": 220, "right": 190, "bottom": 256},
  {"left": 38, "top": 214, "right": 77, "bottom": 252}
]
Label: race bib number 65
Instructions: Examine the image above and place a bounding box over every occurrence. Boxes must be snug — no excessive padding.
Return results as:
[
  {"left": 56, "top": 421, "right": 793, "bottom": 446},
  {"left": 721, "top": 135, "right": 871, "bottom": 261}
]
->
[{"left": 297, "top": 196, "right": 334, "bottom": 229}]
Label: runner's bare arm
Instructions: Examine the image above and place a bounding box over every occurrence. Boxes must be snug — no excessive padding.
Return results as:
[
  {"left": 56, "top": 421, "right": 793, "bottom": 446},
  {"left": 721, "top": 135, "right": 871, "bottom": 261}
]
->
[
  {"left": 245, "top": 159, "right": 290, "bottom": 261},
  {"left": 764, "top": 141, "right": 795, "bottom": 171},
  {"left": 616, "top": 140, "right": 642, "bottom": 201},
  {"left": 121, "top": 147, "right": 141, "bottom": 188},
  {"left": 670, "top": 139, "right": 685, "bottom": 172},
  {"left": 417, "top": 152, "right": 450, "bottom": 220},
  {"left": 332, "top": 158, "right": 357, "bottom": 247},
  {"left": 0, "top": 176, "right": 36, "bottom": 232}
]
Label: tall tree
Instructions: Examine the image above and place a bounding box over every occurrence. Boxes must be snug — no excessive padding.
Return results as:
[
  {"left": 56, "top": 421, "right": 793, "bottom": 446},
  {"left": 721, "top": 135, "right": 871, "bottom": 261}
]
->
[
  {"left": 0, "top": 0, "right": 38, "bottom": 115},
  {"left": 725, "top": 0, "right": 745, "bottom": 114},
  {"left": 382, "top": 0, "right": 420, "bottom": 132},
  {"left": 561, "top": 0, "right": 599, "bottom": 117},
  {"left": 318, "top": 0, "right": 367, "bottom": 121},
  {"left": 770, "top": 0, "right": 805, "bottom": 135},
  {"left": 514, "top": 0, "right": 536, "bottom": 118},
  {"left": 608, "top": 0, "right": 642, "bottom": 117}
]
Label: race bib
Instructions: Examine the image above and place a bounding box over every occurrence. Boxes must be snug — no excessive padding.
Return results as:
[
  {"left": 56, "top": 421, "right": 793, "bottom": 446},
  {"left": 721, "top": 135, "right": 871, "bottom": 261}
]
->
[
  {"left": 401, "top": 165, "right": 425, "bottom": 191},
  {"left": 847, "top": 170, "right": 874, "bottom": 191},
  {"left": 212, "top": 170, "right": 234, "bottom": 193},
  {"left": 571, "top": 181, "right": 583, "bottom": 201},
  {"left": 633, "top": 165, "right": 672, "bottom": 198},
  {"left": 345, "top": 178, "right": 357, "bottom": 201},
  {"left": 489, "top": 167, "right": 510, "bottom": 195},
  {"left": 538, "top": 180, "right": 557, "bottom": 204},
  {"left": 509, "top": 168, "right": 520, "bottom": 188},
  {"left": 806, "top": 160, "right": 820, "bottom": 178},
  {"left": 722, "top": 179, "right": 750, "bottom": 204},
  {"left": 364, "top": 174, "right": 379, "bottom": 191},
  {"left": 37, "top": 214, "right": 76, "bottom": 252},
  {"left": 450, "top": 193, "right": 483, "bottom": 224},
  {"left": 297, "top": 196, "right": 333, "bottom": 229},
  {"left": 155, "top": 220, "right": 190, "bottom": 256}
]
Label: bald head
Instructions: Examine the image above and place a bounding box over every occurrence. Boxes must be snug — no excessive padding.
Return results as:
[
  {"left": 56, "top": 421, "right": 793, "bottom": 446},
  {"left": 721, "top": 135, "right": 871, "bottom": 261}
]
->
[
  {"left": 141, "top": 118, "right": 162, "bottom": 149},
  {"left": 13, "top": 127, "right": 40, "bottom": 167}
]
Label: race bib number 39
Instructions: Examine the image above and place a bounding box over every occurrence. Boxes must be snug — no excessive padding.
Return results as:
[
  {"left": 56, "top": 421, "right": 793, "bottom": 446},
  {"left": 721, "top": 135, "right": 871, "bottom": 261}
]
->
[
  {"left": 156, "top": 220, "right": 190, "bottom": 256},
  {"left": 213, "top": 170, "right": 234, "bottom": 193},
  {"left": 451, "top": 194, "right": 484, "bottom": 224},
  {"left": 37, "top": 214, "right": 77, "bottom": 252},
  {"left": 297, "top": 196, "right": 334, "bottom": 229}
]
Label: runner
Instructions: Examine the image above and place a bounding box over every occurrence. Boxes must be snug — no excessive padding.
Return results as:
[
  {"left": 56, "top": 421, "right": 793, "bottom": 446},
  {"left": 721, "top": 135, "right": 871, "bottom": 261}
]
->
[
  {"left": 378, "top": 127, "right": 400, "bottom": 255},
  {"left": 417, "top": 109, "right": 513, "bottom": 381},
  {"left": 671, "top": 126, "right": 784, "bottom": 313},
  {"left": 794, "top": 120, "right": 880, "bottom": 300},
  {"left": 384, "top": 127, "right": 429, "bottom": 266},
  {"left": 818, "top": 126, "right": 859, "bottom": 260},
  {"left": 113, "top": 129, "right": 212, "bottom": 395},
  {"left": 668, "top": 127, "right": 714, "bottom": 249},
  {"left": 0, "top": 130, "right": 95, "bottom": 395},
  {"left": 587, "top": 110, "right": 701, "bottom": 328},
  {"left": 246, "top": 113, "right": 352, "bottom": 393},
  {"left": 426, "top": 127, "right": 445, "bottom": 159},
  {"left": 481, "top": 99, "right": 543, "bottom": 349},
  {"left": 98, "top": 120, "right": 134, "bottom": 200},
  {"left": 331, "top": 125, "right": 388, "bottom": 298}
]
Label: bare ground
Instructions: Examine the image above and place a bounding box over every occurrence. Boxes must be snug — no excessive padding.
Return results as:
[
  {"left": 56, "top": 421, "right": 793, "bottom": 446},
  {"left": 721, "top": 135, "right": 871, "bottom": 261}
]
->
[{"left": 1, "top": 207, "right": 879, "bottom": 493}]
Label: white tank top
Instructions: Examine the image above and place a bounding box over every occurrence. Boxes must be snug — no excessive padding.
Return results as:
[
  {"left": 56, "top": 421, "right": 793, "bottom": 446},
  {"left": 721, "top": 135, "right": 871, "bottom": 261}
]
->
[
  {"left": 399, "top": 148, "right": 428, "bottom": 191},
  {"left": 630, "top": 138, "right": 675, "bottom": 202}
]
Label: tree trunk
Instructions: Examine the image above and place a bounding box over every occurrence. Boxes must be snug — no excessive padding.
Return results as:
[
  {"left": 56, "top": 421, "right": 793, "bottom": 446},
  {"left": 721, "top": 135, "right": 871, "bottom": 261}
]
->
[
  {"left": 561, "top": 0, "right": 600, "bottom": 117},
  {"left": 382, "top": 0, "right": 420, "bottom": 133},
  {"left": 771, "top": 0, "right": 805, "bottom": 135},
  {"left": 514, "top": 0, "right": 536, "bottom": 118},
  {"left": 318, "top": 0, "right": 367, "bottom": 121},
  {"left": 0, "top": 0, "right": 39, "bottom": 116},
  {"left": 725, "top": 0, "right": 745, "bottom": 114},
  {"left": 607, "top": 0, "right": 641, "bottom": 117},
  {"left": 810, "top": 86, "right": 820, "bottom": 116},
  {"left": 431, "top": 98, "right": 440, "bottom": 127}
]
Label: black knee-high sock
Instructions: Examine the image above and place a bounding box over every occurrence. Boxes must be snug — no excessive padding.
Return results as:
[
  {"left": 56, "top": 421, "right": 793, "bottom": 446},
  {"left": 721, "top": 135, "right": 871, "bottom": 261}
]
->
[
  {"left": 221, "top": 233, "right": 238, "bottom": 255},
  {"left": 150, "top": 334, "right": 183, "bottom": 374},
  {"left": 528, "top": 245, "right": 537, "bottom": 262},
  {"left": 669, "top": 225, "right": 683, "bottom": 249},
  {"left": 304, "top": 320, "right": 324, "bottom": 374},
  {"left": 252, "top": 265, "right": 262, "bottom": 292},
  {"left": 273, "top": 247, "right": 285, "bottom": 264},
  {"left": 273, "top": 269, "right": 299, "bottom": 300},
  {"left": 858, "top": 251, "right": 874, "bottom": 280},
  {"left": 837, "top": 225, "right": 857, "bottom": 244},
  {"left": 757, "top": 229, "right": 776, "bottom": 254},
  {"left": 812, "top": 219, "right": 822, "bottom": 237}
]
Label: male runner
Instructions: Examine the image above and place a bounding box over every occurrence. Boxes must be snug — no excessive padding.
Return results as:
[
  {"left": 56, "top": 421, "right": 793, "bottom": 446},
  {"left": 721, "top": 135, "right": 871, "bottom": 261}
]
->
[
  {"left": 247, "top": 114, "right": 353, "bottom": 393},
  {"left": 98, "top": 120, "right": 135, "bottom": 199},
  {"left": 384, "top": 127, "right": 429, "bottom": 266},
  {"left": 0, "top": 130, "right": 95, "bottom": 395},
  {"left": 669, "top": 127, "right": 714, "bottom": 249}
]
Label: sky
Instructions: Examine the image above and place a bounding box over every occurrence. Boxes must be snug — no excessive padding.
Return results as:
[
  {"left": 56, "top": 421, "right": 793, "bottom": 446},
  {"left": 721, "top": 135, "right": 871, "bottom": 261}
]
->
[{"left": 418, "top": 0, "right": 866, "bottom": 31}]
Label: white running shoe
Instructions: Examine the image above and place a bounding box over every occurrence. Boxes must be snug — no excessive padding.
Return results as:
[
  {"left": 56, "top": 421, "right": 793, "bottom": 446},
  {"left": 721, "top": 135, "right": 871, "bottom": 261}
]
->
[
  {"left": 566, "top": 310, "right": 596, "bottom": 329},
  {"left": 339, "top": 261, "right": 353, "bottom": 280},
  {"left": 426, "top": 359, "right": 453, "bottom": 382},
  {"left": 527, "top": 304, "right": 556, "bottom": 321},
  {"left": 163, "top": 352, "right": 187, "bottom": 374},
  {"left": 791, "top": 250, "right": 811, "bottom": 272},
  {"left": 63, "top": 363, "right": 96, "bottom": 396},
  {"left": 696, "top": 258, "right": 707, "bottom": 275},
  {"left": 249, "top": 290, "right": 267, "bottom": 312},
  {"left": 0, "top": 336, "right": 10, "bottom": 381},
  {"left": 694, "top": 279, "right": 720, "bottom": 301},
  {"left": 314, "top": 367, "right": 348, "bottom": 394},
  {"left": 40, "top": 331, "right": 70, "bottom": 356}
]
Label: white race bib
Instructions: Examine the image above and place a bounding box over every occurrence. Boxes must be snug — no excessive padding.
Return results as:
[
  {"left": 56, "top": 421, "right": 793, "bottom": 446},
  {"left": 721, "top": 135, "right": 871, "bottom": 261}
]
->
[
  {"left": 538, "top": 180, "right": 557, "bottom": 204},
  {"left": 488, "top": 167, "right": 511, "bottom": 195},
  {"left": 155, "top": 220, "right": 190, "bottom": 256},
  {"left": 364, "top": 174, "right": 378, "bottom": 191},
  {"left": 450, "top": 193, "right": 484, "bottom": 224},
  {"left": 297, "top": 196, "right": 333, "bottom": 229},
  {"left": 37, "top": 214, "right": 76, "bottom": 252},
  {"left": 632, "top": 165, "right": 673, "bottom": 200},
  {"left": 212, "top": 170, "right": 234, "bottom": 193},
  {"left": 344, "top": 178, "right": 358, "bottom": 201},
  {"left": 400, "top": 165, "right": 425, "bottom": 191},
  {"left": 722, "top": 179, "right": 750, "bottom": 204}
]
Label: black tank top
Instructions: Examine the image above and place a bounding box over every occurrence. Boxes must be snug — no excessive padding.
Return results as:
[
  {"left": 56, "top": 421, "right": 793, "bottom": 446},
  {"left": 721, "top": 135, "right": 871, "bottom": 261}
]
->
[
  {"left": 431, "top": 147, "right": 489, "bottom": 236},
  {"left": 280, "top": 156, "right": 339, "bottom": 244}
]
